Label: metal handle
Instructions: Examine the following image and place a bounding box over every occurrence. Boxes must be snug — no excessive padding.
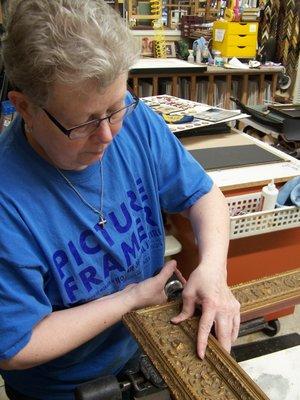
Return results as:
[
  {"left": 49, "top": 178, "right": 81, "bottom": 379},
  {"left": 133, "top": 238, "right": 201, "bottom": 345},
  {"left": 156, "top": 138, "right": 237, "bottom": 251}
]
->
[{"left": 164, "top": 273, "right": 183, "bottom": 300}]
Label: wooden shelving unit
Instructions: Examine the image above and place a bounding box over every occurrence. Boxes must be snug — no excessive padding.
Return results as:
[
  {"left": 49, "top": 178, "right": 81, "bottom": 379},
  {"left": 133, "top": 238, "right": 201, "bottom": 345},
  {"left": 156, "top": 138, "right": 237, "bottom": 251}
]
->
[
  {"left": 129, "top": 65, "right": 283, "bottom": 107},
  {"left": 191, "top": 0, "right": 221, "bottom": 20},
  {"left": 165, "top": 0, "right": 191, "bottom": 28},
  {"left": 125, "top": 0, "right": 221, "bottom": 29}
]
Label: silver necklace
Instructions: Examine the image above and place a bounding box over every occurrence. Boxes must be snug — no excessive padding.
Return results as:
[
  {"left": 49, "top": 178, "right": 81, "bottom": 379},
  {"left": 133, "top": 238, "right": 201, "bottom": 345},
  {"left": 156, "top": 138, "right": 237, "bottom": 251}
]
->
[{"left": 55, "top": 161, "right": 107, "bottom": 228}]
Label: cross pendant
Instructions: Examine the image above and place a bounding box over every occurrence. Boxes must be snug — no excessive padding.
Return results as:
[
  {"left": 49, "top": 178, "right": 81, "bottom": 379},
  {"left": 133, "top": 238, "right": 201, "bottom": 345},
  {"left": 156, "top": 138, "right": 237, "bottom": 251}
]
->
[{"left": 98, "top": 215, "right": 107, "bottom": 228}]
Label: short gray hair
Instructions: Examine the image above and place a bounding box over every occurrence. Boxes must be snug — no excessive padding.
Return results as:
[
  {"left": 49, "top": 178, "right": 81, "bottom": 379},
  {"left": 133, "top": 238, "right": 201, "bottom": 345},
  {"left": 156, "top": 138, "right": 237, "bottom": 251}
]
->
[{"left": 2, "top": 0, "right": 140, "bottom": 106}]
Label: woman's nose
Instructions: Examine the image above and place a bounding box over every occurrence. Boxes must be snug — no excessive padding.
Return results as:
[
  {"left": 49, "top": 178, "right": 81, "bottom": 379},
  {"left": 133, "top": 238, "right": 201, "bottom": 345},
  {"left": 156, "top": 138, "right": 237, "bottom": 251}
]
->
[{"left": 92, "top": 119, "right": 114, "bottom": 143}]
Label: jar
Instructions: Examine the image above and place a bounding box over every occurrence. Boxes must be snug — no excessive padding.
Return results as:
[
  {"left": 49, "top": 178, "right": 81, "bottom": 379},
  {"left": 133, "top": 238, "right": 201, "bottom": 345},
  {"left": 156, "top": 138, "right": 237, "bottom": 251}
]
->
[{"left": 214, "top": 51, "right": 224, "bottom": 67}]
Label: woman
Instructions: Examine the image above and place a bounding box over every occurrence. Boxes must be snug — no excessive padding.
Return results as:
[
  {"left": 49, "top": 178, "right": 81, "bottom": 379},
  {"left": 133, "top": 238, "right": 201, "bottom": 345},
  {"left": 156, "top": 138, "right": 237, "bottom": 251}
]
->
[{"left": 0, "top": 1, "right": 240, "bottom": 399}]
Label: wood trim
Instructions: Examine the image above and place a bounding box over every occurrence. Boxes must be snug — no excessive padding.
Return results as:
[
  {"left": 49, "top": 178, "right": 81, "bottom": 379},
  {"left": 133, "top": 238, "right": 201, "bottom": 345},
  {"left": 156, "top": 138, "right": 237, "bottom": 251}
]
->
[
  {"left": 225, "top": 74, "right": 232, "bottom": 108},
  {"left": 172, "top": 76, "right": 178, "bottom": 97},
  {"left": 152, "top": 76, "right": 158, "bottom": 96},
  {"left": 258, "top": 73, "right": 265, "bottom": 103},
  {"left": 123, "top": 268, "right": 300, "bottom": 400},
  {"left": 132, "top": 77, "right": 139, "bottom": 97},
  {"left": 271, "top": 73, "right": 278, "bottom": 101},
  {"left": 190, "top": 75, "right": 197, "bottom": 101},
  {"left": 241, "top": 74, "right": 249, "bottom": 104},
  {"left": 207, "top": 74, "right": 214, "bottom": 105}
]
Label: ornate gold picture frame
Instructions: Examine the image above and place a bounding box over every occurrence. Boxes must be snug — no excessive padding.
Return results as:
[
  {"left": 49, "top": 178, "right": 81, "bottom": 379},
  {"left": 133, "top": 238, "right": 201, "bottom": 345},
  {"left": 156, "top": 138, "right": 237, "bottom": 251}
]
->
[{"left": 124, "top": 268, "right": 300, "bottom": 400}]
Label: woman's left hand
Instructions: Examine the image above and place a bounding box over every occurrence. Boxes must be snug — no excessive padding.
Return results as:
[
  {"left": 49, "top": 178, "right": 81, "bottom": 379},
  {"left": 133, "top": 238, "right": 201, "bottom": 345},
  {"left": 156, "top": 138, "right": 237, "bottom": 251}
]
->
[{"left": 171, "top": 263, "right": 240, "bottom": 359}]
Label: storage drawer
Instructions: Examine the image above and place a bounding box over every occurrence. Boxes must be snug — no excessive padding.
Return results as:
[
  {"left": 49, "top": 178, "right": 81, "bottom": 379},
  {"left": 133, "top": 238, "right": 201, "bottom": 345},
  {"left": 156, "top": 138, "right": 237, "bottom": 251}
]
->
[
  {"left": 228, "top": 34, "right": 257, "bottom": 47},
  {"left": 213, "top": 21, "right": 258, "bottom": 58},
  {"left": 213, "top": 21, "right": 258, "bottom": 35},
  {"left": 224, "top": 45, "right": 256, "bottom": 58},
  {"left": 226, "top": 22, "right": 258, "bottom": 35},
  {"left": 213, "top": 40, "right": 256, "bottom": 57}
]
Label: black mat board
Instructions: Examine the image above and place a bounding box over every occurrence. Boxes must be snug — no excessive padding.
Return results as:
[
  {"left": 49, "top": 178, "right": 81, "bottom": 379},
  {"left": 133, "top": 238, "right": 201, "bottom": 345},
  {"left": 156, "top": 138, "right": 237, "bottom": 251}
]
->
[
  {"left": 232, "top": 333, "right": 300, "bottom": 362},
  {"left": 189, "top": 144, "right": 284, "bottom": 171},
  {"left": 174, "top": 123, "right": 231, "bottom": 138}
]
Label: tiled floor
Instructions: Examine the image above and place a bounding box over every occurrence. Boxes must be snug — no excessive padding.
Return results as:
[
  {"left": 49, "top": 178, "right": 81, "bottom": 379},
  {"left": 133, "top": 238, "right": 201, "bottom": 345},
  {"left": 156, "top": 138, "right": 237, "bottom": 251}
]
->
[{"left": 0, "top": 305, "right": 299, "bottom": 400}]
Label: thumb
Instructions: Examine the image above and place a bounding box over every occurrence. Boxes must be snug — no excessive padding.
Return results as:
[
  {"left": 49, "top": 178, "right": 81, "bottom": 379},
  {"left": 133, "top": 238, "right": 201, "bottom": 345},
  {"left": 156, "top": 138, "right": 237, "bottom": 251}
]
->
[
  {"left": 171, "top": 296, "right": 195, "bottom": 324},
  {"left": 164, "top": 259, "right": 177, "bottom": 270},
  {"left": 156, "top": 259, "right": 177, "bottom": 283}
]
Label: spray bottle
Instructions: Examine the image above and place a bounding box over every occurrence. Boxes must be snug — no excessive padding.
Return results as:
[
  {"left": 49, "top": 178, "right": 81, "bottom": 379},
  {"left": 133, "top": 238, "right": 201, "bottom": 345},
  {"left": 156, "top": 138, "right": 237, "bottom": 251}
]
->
[
  {"left": 261, "top": 179, "right": 279, "bottom": 211},
  {"left": 187, "top": 49, "right": 194, "bottom": 63}
]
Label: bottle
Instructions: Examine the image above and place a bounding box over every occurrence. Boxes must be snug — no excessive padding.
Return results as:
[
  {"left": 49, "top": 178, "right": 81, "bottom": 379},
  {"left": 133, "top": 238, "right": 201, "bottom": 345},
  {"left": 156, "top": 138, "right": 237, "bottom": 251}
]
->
[
  {"left": 201, "top": 45, "right": 209, "bottom": 63},
  {"left": 214, "top": 50, "right": 224, "bottom": 67},
  {"left": 261, "top": 180, "right": 279, "bottom": 211},
  {"left": 0, "top": 100, "right": 16, "bottom": 133},
  {"left": 187, "top": 49, "right": 194, "bottom": 63},
  {"left": 195, "top": 45, "right": 202, "bottom": 64}
]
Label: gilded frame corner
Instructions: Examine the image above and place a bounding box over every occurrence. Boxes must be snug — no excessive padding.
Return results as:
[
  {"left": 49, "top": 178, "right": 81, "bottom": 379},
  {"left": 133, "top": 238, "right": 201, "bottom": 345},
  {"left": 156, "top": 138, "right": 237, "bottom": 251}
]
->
[{"left": 123, "top": 268, "right": 300, "bottom": 400}]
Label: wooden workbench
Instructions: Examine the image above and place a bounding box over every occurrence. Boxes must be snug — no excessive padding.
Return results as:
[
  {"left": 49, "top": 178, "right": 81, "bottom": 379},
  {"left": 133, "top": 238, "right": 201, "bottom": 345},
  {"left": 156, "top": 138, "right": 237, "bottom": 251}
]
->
[{"left": 129, "top": 60, "right": 283, "bottom": 106}]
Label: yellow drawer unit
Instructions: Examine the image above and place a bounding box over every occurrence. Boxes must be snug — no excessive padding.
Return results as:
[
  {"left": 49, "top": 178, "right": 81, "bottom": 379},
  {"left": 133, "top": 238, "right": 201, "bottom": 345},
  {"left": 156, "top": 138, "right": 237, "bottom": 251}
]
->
[{"left": 212, "top": 21, "right": 258, "bottom": 58}]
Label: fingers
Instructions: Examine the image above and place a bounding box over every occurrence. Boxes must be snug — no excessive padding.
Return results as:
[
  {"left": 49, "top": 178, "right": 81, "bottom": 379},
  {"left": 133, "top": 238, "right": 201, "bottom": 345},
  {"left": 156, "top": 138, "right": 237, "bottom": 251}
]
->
[
  {"left": 197, "top": 307, "right": 215, "bottom": 359},
  {"left": 211, "top": 299, "right": 240, "bottom": 355},
  {"left": 214, "top": 315, "right": 232, "bottom": 355},
  {"left": 173, "top": 267, "right": 187, "bottom": 285},
  {"left": 170, "top": 294, "right": 195, "bottom": 324},
  {"left": 132, "top": 260, "right": 178, "bottom": 309},
  {"left": 153, "top": 260, "right": 177, "bottom": 297},
  {"left": 163, "top": 259, "right": 177, "bottom": 269},
  {"left": 231, "top": 313, "right": 241, "bottom": 342},
  {"left": 157, "top": 259, "right": 177, "bottom": 283}
]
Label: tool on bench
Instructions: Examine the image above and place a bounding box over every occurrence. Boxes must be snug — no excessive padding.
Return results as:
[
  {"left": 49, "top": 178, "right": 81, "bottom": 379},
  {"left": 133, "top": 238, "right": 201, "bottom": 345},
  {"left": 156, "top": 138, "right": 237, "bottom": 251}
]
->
[
  {"left": 74, "top": 274, "right": 183, "bottom": 400},
  {"left": 75, "top": 354, "right": 171, "bottom": 400}
]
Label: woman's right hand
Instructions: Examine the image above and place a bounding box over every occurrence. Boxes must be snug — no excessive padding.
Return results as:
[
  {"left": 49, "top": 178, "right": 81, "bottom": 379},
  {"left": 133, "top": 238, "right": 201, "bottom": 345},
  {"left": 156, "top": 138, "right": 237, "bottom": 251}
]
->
[{"left": 123, "top": 260, "right": 177, "bottom": 310}]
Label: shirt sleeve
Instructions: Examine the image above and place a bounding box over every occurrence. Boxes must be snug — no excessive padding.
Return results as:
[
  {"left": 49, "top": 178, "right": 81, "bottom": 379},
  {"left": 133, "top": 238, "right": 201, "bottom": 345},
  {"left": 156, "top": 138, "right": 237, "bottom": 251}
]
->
[
  {"left": 135, "top": 100, "right": 214, "bottom": 213},
  {"left": 0, "top": 202, "right": 52, "bottom": 360}
]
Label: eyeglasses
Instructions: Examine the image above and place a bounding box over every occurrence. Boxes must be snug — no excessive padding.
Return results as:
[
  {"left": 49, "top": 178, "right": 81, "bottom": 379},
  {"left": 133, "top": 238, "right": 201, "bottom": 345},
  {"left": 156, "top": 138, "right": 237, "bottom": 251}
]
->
[{"left": 42, "top": 93, "right": 139, "bottom": 140}]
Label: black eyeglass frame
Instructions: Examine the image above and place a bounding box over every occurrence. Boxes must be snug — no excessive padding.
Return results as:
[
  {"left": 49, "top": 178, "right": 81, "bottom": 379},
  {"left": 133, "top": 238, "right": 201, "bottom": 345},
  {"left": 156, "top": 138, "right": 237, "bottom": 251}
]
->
[{"left": 42, "top": 91, "right": 139, "bottom": 140}]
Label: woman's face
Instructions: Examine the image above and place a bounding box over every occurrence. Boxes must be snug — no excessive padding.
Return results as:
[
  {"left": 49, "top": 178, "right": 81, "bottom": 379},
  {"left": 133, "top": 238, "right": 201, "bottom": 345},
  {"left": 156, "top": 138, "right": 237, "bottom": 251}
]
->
[{"left": 26, "top": 74, "right": 128, "bottom": 170}]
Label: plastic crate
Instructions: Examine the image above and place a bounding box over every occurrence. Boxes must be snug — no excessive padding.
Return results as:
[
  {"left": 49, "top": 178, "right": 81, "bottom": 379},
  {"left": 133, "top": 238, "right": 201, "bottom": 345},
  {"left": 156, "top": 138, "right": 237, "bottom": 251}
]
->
[{"left": 227, "top": 192, "right": 300, "bottom": 239}]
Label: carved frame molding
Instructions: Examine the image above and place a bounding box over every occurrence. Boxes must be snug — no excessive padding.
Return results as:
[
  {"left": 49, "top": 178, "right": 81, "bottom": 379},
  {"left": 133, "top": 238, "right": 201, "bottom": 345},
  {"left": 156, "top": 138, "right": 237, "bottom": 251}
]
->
[
  {"left": 232, "top": 268, "right": 300, "bottom": 321},
  {"left": 123, "top": 268, "right": 300, "bottom": 400}
]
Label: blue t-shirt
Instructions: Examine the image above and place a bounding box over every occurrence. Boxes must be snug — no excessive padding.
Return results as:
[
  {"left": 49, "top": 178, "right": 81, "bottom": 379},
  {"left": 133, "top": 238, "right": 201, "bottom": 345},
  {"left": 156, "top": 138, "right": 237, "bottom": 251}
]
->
[{"left": 0, "top": 94, "right": 213, "bottom": 399}]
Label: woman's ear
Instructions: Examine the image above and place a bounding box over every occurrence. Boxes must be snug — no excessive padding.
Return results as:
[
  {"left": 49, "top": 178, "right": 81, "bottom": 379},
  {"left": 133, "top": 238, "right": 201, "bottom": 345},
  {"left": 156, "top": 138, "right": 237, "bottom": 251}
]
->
[{"left": 8, "top": 91, "right": 35, "bottom": 127}]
